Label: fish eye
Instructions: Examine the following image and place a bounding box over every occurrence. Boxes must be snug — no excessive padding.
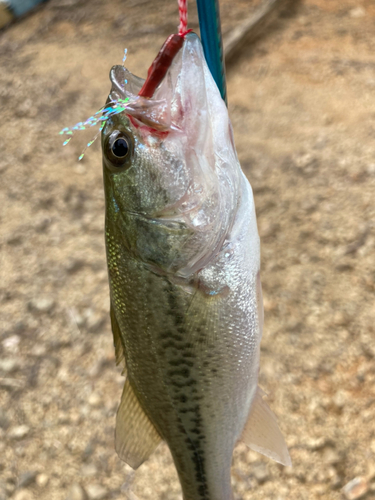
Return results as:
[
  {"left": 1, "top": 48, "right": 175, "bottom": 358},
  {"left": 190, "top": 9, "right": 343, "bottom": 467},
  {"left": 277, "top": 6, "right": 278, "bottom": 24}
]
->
[
  {"left": 105, "top": 130, "right": 132, "bottom": 168},
  {"left": 112, "top": 137, "right": 129, "bottom": 158}
]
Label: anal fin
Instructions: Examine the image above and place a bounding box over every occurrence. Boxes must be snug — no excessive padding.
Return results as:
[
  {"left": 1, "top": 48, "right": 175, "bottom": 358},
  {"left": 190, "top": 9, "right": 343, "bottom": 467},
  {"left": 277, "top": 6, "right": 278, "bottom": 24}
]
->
[
  {"left": 116, "top": 378, "right": 162, "bottom": 469},
  {"left": 240, "top": 387, "right": 292, "bottom": 467}
]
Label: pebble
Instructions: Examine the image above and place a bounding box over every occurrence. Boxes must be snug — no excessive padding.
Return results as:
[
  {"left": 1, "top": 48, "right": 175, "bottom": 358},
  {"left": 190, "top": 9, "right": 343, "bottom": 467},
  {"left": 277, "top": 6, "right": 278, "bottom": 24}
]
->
[
  {"left": 253, "top": 463, "right": 270, "bottom": 484},
  {"left": 332, "top": 389, "right": 347, "bottom": 410},
  {"left": 66, "top": 258, "right": 85, "bottom": 274},
  {"left": 49, "top": 337, "right": 71, "bottom": 351},
  {"left": 88, "top": 360, "right": 105, "bottom": 378},
  {"left": 7, "top": 235, "right": 23, "bottom": 246},
  {"left": 286, "top": 319, "right": 302, "bottom": 333},
  {"left": 57, "top": 367, "right": 70, "bottom": 382},
  {"left": 88, "top": 393, "right": 102, "bottom": 408},
  {"left": 283, "top": 466, "right": 294, "bottom": 478},
  {"left": 30, "top": 344, "right": 47, "bottom": 357},
  {"left": 295, "top": 471, "right": 309, "bottom": 486},
  {"left": 57, "top": 412, "right": 70, "bottom": 425},
  {"left": 2, "top": 335, "right": 20, "bottom": 353},
  {"left": 8, "top": 425, "right": 30, "bottom": 440},
  {"left": 85, "top": 484, "right": 108, "bottom": 500},
  {"left": 342, "top": 477, "right": 369, "bottom": 500},
  {"left": 18, "top": 471, "right": 38, "bottom": 488},
  {"left": 86, "top": 311, "right": 106, "bottom": 334},
  {"left": 14, "top": 321, "right": 27, "bottom": 334},
  {"left": 82, "top": 440, "right": 96, "bottom": 461},
  {"left": 81, "top": 464, "right": 98, "bottom": 477},
  {"left": 34, "top": 218, "right": 51, "bottom": 233},
  {"left": 314, "top": 484, "right": 326, "bottom": 495},
  {"left": 305, "top": 437, "right": 329, "bottom": 451},
  {"left": 300, "top": 198, "right": 317, "bottom": 213},
  {"left": 28, "top": 298, "right": 55, "bottom": 315},
  {"left": 293, "top": 153, "right": 319, "bottom": 177},
  {"left": 0, "top": 358, "right": 19, "bottom": 373},
  {"left": 66, "top": 483, "right": 87, "bottom": 500},
  {"left": 323, "top": 447, "right": 342, "bottom": 466},
  {"left": 4, "top": 479, "right": 15, "bottom": 495},
  {"left": 73, "top": 312, "right": 86, "bottom": 328},
  {"left": 328, "top": 467, "right": 341, "bottom": 489},
  {"left": 0, "top": 378, "right": 24, "bottom": 390},
  {"left": 80, "top": 405, "right": 91, "bottom": 417},
  {"left": 35, "top": 474, "right": 49, "bottom": 488},
  {"left": 70, "top": 412, "right": 81, "bottom": 426},
  {"left": 263, "top": 296, "right": 277, "bottom": 313},
  {"left": 335, "top": 261, "right": 353, "bottom": 272},
  {"left": 333, "top": 311, "right": 350, "bottom": 327},
  {"left": 13, "top": 491, "right": 34, "bottom": 500},
  {"left": 350, "top": 7, "right": 366, "bottom": 18},
  {"left": 259, "top": 221, "right": 279, "bottom": 239}
]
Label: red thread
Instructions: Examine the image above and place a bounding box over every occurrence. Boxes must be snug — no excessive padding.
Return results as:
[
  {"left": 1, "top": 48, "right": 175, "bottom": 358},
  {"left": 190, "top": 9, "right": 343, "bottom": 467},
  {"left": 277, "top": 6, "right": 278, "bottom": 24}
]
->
[
  {"left": 134, "top": 0, "right": 190, "bottom": 134},
  {"left": 178, "top": 0, "right": 188, "bottom": 36},
  {"left": 138, "top": 0, "right": 190, "bottom": 98}
]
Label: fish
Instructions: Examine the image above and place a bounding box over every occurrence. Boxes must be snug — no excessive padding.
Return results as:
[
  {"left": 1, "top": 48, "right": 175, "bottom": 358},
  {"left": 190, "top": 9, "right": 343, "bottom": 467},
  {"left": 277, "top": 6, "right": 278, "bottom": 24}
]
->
[{"left": 102, "top": 32, "right": 291, "bottom": 500}]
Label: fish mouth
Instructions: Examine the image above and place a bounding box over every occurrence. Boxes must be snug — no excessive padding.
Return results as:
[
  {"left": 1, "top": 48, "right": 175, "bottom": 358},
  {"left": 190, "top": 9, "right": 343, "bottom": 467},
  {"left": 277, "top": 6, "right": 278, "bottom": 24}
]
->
[{"left": 109, "top": 65, "right": 175, "bottom": 132}]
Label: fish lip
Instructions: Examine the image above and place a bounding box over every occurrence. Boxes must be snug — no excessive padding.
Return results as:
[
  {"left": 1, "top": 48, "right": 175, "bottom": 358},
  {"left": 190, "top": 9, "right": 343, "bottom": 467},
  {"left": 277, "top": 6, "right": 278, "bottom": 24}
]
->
[
  {"left": 109, "top": 65, "right": 178, "bottom": 132},
  {"left": 109, "top": 65, "right": 145, "bottom": 97}
]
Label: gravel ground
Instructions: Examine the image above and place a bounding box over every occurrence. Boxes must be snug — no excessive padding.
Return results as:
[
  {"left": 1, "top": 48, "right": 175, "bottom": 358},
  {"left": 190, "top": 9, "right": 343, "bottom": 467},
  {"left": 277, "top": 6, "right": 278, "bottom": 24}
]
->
[{"left": 1, "top": 0, "right": 375, "bottom": 499}]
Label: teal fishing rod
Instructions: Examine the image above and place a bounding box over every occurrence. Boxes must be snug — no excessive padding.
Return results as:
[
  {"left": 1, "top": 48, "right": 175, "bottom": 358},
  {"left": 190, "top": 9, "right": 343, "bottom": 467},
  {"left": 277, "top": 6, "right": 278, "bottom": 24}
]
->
[{"left": 196, "top": 0, "right": 227, "bottom": 104}]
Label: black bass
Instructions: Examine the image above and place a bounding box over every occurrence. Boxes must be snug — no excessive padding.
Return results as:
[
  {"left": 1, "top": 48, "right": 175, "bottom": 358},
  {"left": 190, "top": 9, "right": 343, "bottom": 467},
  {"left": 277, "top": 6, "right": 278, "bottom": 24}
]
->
[{"left": 102, "top": 33, "right": 291, "bottom": 500}]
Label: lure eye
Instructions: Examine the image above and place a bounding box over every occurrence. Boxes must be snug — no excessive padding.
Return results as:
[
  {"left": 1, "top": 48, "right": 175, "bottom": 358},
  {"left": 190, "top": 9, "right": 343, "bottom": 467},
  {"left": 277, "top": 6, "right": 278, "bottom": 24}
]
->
[{"left": 105, "top": 130, "right": 132, "bottom": 168}]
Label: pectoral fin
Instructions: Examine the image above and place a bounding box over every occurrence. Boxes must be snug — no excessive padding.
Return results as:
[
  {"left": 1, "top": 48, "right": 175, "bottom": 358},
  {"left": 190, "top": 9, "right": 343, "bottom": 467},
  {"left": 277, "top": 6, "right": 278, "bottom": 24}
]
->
[
  {"left": 110, "top": 303, "right": 126, "bottom": 375},
  {"left": 241, "top": 387, "right": 292, "bottom": 467},
  {"left": 116, "top": 378, "right": 162, "bottom": 469}
]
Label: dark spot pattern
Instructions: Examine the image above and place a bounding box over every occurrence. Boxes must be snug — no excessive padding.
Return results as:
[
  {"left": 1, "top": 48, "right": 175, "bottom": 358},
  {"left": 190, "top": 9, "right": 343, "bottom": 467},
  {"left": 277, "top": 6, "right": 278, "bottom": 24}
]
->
[{"left": 157, "top": 281, "right": 209, "bottom": 500}]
